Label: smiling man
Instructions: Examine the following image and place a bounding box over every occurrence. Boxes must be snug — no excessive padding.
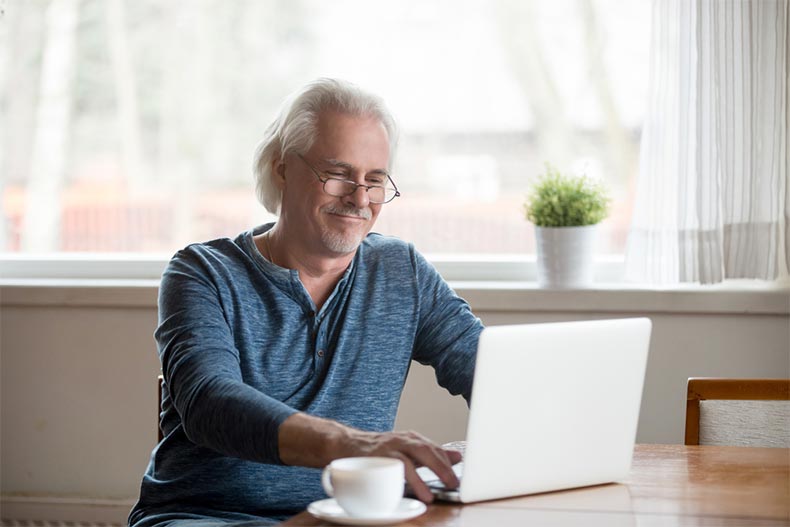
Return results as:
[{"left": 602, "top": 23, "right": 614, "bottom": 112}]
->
[{"left": 129, "top": 79, "right": 484, "bottom": 527}]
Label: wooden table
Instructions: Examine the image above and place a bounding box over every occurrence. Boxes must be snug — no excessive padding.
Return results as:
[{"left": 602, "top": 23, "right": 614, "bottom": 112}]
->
[{"left": 282, "top": 444, "right": 790, "bottom": 526}]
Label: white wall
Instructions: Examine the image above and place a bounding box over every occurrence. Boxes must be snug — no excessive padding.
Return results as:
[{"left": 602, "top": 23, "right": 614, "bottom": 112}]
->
[{"left": 1, "top": 283, "right": 788, "bottom": 521}]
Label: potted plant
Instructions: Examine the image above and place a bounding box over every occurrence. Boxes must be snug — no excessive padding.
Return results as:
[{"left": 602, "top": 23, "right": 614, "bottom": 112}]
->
[{"left": 523, "top": 164, "right": 610, "bottom": 288}]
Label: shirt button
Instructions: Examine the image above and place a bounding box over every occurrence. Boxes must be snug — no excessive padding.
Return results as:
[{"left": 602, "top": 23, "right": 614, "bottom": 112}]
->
[{"left": 317, "top": 349, "right": 325, "bottom": 357}]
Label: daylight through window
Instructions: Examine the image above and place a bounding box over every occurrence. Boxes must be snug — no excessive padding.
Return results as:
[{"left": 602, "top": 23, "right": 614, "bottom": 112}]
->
[{"left": 1, "top": 0, "right": 650, "bottom": 255}]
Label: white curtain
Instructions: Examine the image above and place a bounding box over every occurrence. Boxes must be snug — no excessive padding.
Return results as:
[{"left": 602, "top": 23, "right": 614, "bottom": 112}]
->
[{"left": 626, "top": 0, "right": 789, "bottom": 284}]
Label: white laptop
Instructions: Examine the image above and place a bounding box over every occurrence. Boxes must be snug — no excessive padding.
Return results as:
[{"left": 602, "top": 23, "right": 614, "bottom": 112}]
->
[{"left": 417, "top": 317, "right": 652, "bottom": 503}]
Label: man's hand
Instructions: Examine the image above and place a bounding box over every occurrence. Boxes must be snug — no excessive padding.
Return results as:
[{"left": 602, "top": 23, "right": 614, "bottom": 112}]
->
[
  {"left": 339, "top": 428, "right": 462, "bottom": 503},
  {"left": 278, "top": 413, "right": 461, "bottom": 503}
]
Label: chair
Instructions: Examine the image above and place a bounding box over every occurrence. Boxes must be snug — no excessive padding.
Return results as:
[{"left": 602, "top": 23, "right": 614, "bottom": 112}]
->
[
  {"left": 685, "top": 378, "right": 790, "bottom": 447},
  {"left": 157, "top": 374, "right": 164, "bottom": 442}
]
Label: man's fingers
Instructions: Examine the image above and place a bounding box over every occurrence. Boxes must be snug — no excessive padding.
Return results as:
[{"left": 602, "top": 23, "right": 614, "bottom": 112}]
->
[
  {"left": 400, "top": 456, "right": 434, "bottom": 504},
  {"left": 444, "top": 448, "right": 463, "bottom": 465},
  {"left": 403, "top": 441, "right": 460, "bottom": 490},
  {"left": 346, "top": 430, "right": 462, "bottom": 498}
]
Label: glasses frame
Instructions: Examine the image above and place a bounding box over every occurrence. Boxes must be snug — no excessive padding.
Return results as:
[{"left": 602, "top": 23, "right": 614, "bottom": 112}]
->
[{"left": 296, "top": 154, "right": 401, "bottom": 204}]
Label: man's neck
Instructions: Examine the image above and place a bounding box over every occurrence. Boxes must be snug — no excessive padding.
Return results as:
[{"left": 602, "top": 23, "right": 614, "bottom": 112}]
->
[{"left": 254, "top": 226, "right": 356, "bottom": 310}]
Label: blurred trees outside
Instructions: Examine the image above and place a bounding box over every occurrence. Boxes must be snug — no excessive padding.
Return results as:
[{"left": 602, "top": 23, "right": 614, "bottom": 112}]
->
[{"left": 0, "top": 0, "right": 648, "bottom": 254}]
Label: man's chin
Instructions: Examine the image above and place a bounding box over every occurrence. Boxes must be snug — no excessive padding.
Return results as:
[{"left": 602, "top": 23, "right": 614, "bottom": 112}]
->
[{"left": 320, "top": 231, "right": 365, "bottom": 255}]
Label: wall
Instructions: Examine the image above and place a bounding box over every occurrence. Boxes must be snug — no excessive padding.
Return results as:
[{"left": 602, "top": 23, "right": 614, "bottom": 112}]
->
[{"left": 1, "top": 283, "right": 788, "bottom": 522}]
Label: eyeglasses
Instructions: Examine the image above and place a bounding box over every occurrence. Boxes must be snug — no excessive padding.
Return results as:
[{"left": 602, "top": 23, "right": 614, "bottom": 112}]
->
[{"left": 297, "top": 154, "right": 401, "bottom": 204}]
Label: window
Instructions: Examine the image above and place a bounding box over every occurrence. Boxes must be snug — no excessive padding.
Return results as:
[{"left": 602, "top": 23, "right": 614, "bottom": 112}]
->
[{"left": 1, "top": 0, "right": 650, "bottom": 257}]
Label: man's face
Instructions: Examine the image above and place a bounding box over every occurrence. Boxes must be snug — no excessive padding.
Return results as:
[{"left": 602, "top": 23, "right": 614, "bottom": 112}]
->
[{"left": 278, "top": 110, "right": 391, "bottom": 256}]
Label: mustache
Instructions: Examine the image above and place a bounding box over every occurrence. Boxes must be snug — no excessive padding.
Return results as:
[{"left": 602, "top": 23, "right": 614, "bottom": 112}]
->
[{"left": 323, "top": 204, "right": 372, "bottom": 220}]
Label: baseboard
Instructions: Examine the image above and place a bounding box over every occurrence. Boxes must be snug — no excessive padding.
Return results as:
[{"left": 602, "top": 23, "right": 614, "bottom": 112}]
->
[{"left": 0, "top": 496, "right": 134, "bottom": 526}]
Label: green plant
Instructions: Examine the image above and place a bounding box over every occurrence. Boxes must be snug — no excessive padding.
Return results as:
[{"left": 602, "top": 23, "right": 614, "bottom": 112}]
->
[{"left": 523, "top": 164, "right": 610, "bottom": 227}]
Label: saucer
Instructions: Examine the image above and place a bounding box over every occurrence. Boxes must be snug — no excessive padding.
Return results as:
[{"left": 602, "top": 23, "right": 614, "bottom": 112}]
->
[{"left": 307, "top": 497, "right": 427, "bottom": 525}]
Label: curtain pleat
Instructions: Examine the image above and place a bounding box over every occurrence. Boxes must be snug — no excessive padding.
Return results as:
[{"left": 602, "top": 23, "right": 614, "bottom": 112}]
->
[{"left": 626, "top": 0, "right": 788, "bottom": 284}]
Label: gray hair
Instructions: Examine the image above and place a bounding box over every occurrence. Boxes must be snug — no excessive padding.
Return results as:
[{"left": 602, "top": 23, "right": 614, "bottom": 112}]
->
[{"left": 252, "top": 78, "right": 399, "bottom": 215}]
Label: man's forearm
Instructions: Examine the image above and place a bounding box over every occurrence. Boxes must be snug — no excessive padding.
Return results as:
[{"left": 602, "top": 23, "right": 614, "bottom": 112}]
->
[{"left": 278, "top": 412, "right": 356, "bottom": 467}]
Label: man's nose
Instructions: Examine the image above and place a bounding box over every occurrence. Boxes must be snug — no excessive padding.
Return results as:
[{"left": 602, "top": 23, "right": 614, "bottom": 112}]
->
[{"left": 342, "top": 184, "right": 371, "bottom": 208}]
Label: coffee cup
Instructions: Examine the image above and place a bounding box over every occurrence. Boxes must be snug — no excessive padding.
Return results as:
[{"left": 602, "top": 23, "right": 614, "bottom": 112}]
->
[{"left": 321, "top": 457, "right": 405, "bottom": 517}]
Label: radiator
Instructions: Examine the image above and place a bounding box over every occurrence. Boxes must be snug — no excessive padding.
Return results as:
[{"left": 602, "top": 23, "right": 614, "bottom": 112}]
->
[
  {"left": 1, "top": 521, "right": 121, "bottom": 527},
  {"left": 0, "top": 497, "right": 130, "bottom": 527}
]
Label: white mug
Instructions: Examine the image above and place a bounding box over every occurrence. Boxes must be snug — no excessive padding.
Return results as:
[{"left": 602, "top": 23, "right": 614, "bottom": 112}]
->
[{"left": 321, "top": 457, "right": 405, "bottom": 517}]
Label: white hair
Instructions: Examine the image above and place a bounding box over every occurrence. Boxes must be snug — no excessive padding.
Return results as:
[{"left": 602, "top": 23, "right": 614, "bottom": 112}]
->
[{"left": 252, "top": 78, "right": 399, "bottom": 215}]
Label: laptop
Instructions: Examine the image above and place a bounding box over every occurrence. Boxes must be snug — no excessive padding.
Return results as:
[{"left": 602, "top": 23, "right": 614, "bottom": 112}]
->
[{"left": 417, "top": 317, "right": 652, "bottom": 503}]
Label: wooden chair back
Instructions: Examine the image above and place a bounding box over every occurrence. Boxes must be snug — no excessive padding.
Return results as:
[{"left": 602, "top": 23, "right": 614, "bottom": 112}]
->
[
  {"left": 157, "top": 374, "right": 164, "bottom": 442},
  {"left": 685, "top": 378, "right": 790, "bottom": 447}
]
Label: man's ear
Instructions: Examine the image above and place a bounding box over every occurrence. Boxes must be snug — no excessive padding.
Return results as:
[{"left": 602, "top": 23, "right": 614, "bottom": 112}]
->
[{"left": 273, "top": 159, "right": 286, "bottom": 188}]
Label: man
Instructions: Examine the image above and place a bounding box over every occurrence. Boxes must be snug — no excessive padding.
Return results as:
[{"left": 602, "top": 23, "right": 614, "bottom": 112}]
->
[{"left": 129, "top": 78, "right": 484, "bottom": 527}]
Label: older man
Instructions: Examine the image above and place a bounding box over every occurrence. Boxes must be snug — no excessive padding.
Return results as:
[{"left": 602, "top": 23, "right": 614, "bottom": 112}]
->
[{"left": 129, "top": 78, "right": 483, "bottom": 527}]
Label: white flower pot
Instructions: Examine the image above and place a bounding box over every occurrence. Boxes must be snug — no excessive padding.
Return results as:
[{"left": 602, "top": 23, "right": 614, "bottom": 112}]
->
[{"left": 535, "top": 225, "right": 598, "bottom": 288}]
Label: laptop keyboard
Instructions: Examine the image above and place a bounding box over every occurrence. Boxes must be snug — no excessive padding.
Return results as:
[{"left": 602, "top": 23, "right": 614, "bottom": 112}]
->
[{"left": 425, "top": 479, "right": 454, "bottom": 490}]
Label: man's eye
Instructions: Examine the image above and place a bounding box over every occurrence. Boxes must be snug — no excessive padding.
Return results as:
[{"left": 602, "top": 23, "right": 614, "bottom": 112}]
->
[
  {"left": 367, "top": 179, "right": 386, "bottom": 186},
  {"left": 327, "top": 172, "right": 348, "bottom": 179}
]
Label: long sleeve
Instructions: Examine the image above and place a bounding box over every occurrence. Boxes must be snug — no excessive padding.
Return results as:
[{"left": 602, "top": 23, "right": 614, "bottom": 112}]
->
[
  {"left": 410, "top": 250, "right": 484, "bottom": 403},
  {"left": 156, "top": 249, "right": 297, "bottom": 464}
]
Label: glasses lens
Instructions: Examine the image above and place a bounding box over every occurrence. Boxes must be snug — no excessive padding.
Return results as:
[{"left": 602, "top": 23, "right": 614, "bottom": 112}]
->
[
  {"left": 368, "top": 187, "right": 386, "bottom": 203},
  {"left": 323, "top": 179, "right": 356, "bottom": 197},
  {"left": 322, "top": 178, "right": 397, "bottom": 203},
  {"left": 375, "top": 188, "right": 398, "bottom": 203}
]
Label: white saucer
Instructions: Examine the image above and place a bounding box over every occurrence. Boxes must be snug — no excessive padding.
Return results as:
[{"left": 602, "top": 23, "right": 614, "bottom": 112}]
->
[{"left": 307, "top": 497, "right": 427, "bottom": 525}]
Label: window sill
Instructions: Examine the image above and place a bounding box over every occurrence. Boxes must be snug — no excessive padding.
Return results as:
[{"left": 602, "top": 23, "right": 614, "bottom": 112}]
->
[
  {"left": 1, "top": 278, "right": 786, "bottom": 315},
  {"left": 451, "top": 281, "right": 789, "bottom": 315}
]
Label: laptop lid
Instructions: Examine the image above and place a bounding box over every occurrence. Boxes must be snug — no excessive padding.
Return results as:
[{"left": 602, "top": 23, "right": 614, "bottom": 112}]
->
[{"left": 455, "top": 317, "right": 651, "bottom": 503}]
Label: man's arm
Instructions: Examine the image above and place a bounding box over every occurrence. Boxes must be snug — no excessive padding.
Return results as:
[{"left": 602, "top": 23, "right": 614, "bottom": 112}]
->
[
  {"left": 411, "top": 249, "right": 483, "bottom": 403},
  {"left": 278, "top": 413, "right": 461, "bottom": 503},
  {"left": 157, "top": 250, "right": 296, "bottom": 464}
]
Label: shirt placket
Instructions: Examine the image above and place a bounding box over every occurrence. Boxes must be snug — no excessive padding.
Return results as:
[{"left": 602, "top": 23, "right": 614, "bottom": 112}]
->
[{"left": 310, "top": 309, "right": 328, "bottom": 362}]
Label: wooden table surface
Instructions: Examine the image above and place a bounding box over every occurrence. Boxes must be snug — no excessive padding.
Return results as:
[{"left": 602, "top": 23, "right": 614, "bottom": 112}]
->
[{"left": 281, "top": 444, "right": 790, "bottom": 526}]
